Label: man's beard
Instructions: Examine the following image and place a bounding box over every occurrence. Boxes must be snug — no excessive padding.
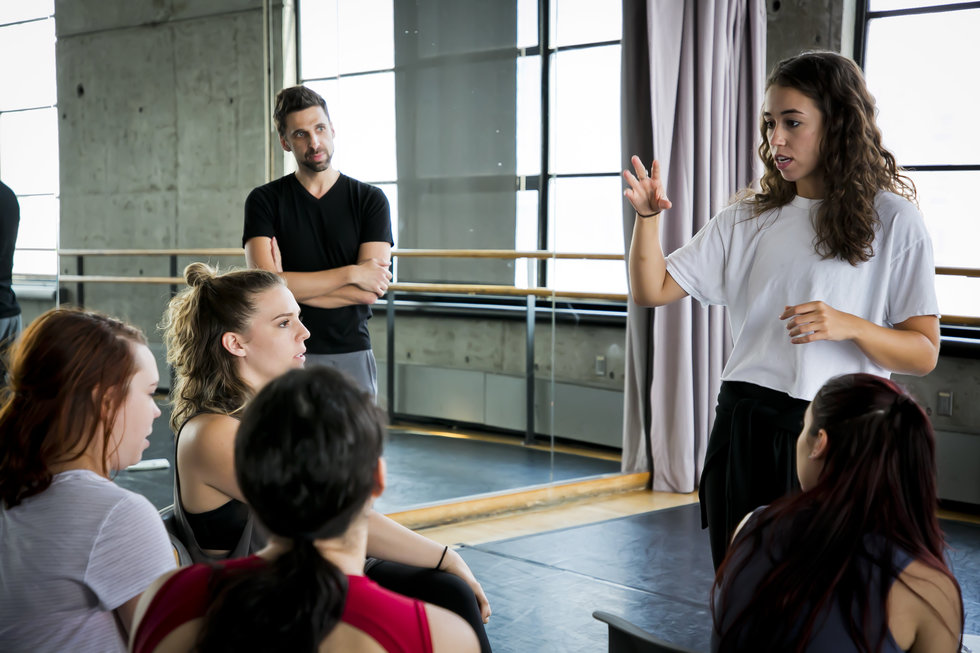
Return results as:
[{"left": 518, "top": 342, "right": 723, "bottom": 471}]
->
[{"left": 300, "top": 149, "right": 331, "bottom": 173}]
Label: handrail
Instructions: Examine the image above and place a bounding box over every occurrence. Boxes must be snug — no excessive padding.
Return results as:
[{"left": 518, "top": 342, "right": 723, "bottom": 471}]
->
[
  {"left": 55, "top": 249, "right": 980, "bottom": 277},
  {"left": 56, "top": 247, "right": 624, "bottom": 261},
  {"left": 56, "top": 276, "right": 627, "bottom": 302},
  {"left": 935, "top": 266, "right": 980, "bottom": 279},
  {"left": 57, "top": 248, "right": 246, "bottom": 257}
]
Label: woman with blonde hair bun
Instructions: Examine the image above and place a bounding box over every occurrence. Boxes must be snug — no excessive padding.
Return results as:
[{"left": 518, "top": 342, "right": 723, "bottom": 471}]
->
[{"left": 161, "top": 262, "right": 492, "bottom": 651}]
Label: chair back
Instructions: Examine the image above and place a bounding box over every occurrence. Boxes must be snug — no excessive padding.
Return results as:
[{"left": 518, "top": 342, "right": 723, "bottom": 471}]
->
[{"left": 159, "top": 504, "right": 193, "bottom": 567}]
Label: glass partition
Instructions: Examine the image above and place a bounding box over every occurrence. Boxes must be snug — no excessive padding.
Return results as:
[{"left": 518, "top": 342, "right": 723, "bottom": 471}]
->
[{"left": 294, "top": 0, "right": 627, "bottom": 512}]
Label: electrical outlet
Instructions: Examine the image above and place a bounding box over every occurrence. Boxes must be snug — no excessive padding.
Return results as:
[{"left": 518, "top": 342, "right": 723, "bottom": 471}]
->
[
  {"left": 595, "top": 355, "right": 606, "bottom": 376},
  {"left": 937, "top": 391, "right": 953, "bottom": 417}
]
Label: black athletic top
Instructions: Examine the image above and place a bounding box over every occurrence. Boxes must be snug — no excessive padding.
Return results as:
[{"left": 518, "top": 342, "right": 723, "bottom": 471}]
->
[{"left": 0, "top": 181, "right": 21, "bottom": 318}]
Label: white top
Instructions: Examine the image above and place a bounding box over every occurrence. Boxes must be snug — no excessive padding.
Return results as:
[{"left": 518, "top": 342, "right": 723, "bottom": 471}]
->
[
  {"left": 0, "top": 469, "right": 176, "bottom": 653},
  {"left": 666, "top": 193, "right": 939, "bottom": 400}
]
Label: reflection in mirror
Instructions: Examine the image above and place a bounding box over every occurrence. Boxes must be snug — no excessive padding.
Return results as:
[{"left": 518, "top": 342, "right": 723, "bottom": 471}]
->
[{"left": 300, "top": 0, "right": 627, "bottom": 512}]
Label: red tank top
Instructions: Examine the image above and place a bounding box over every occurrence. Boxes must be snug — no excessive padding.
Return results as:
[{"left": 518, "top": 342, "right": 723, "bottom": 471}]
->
[{"left": 132, "top": 555, "right": 432, "bottom": 653}]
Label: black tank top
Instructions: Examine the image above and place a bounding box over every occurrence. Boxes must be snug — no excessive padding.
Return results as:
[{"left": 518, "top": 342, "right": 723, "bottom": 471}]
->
[{"left": 175, "top": 414, "right": 253, "bottom": 552}]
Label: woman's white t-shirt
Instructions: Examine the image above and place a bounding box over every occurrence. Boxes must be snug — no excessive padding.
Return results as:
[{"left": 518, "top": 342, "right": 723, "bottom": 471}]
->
[
  {"left": 665, "top": 193, "right": 939, "bottom": 400},
  {"left": 0, "top": 469, "right": 176, "bottom": 652}
]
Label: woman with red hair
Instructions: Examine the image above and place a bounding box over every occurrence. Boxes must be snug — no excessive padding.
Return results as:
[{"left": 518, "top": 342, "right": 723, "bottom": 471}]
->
[{"left": 0, "top": 308, "right": 175, "bottom": 652}]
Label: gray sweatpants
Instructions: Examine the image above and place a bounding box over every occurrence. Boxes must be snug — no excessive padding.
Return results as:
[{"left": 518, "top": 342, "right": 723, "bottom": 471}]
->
[{"left": 304, "top": 348, "right": 378, "bottom": 398}]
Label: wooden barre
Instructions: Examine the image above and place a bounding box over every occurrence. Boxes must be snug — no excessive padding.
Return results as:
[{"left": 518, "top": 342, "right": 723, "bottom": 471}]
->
[
  {"left": 54, "top": 250, "right": 979, "bottom": 276},
  {"left": 57, "top": 276, "right": 628, "bottom": 302},
  {"left": 57, "top": 248, "right": 623, "bottom": 261},
  {"left": 58, "top": 248, "right": 246, "bottom": 257}
]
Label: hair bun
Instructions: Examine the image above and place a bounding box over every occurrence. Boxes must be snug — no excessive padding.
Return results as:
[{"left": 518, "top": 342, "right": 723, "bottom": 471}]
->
[{"left": 184, "top": 262, "right": 216, "bottom": 288}]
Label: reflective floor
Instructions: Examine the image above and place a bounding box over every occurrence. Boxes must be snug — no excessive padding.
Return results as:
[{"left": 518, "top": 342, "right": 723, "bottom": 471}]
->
[
  {"left": 114, "top": 399, "right": 621, "bottom": 512},
  {"left": 457, "top": 503, "right": 980, "bottom": 652}
]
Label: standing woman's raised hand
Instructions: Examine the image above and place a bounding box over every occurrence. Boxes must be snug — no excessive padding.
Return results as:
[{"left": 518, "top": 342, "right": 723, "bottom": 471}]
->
[{"left": 623, "top": 155, "right": 673, "bottom": 217}]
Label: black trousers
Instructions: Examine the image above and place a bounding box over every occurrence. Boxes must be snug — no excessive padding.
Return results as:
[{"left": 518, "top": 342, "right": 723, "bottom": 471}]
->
[
  {"left": 366, "top": 558, "right": 492, "bottom": 653},
  {"left": 699, "top": 381, "right": 808, "bottom": 570}
]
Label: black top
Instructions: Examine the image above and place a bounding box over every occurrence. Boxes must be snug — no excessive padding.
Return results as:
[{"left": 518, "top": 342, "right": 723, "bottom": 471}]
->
[
  {"left": 243, "top": 173, "right": 392, "bottom": 355},
  {"left": 183, "top": 497, "right": 251, "bottom": 551},
  {"left": 0, "top": 181, "right": 20, "bottom": 318}
]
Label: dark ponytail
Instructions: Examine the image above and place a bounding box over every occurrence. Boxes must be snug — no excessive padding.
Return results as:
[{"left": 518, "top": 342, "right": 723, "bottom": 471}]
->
[
  {"left": 194, "top": 366, "right": 386, "bottom": 651},
  {"left": 197, "top": 539, "right": 347, "bottom": 652}
]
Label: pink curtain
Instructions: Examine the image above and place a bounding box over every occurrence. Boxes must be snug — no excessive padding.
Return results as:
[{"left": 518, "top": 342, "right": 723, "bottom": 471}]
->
[{"left": 621, "top": 0, "right": 766, "bottom": 492}]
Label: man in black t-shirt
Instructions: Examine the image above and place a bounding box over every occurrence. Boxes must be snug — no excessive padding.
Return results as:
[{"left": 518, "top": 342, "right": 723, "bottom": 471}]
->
[
  {"left": 244, "top": 86, "right": 392, "bottom": 395},
  {"left": 0, "top": 180, "right": 21, "bottom": 384}
]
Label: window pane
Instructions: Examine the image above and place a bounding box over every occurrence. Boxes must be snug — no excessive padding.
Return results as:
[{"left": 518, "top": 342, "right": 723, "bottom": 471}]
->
[
  {"left": 551, "top": 45, "right": 621, "bottom": 174},
  {"left": 300, "top": 0, "right": 393, "bottom": 79},
  {"left": 516, "top": 55, "right": 541, "bottom": 176},
  {"left": 865, "top": 10, "right": 980, "bottom": 166},
  {"left": 870, "top": 0, "right": 976, "bottom": 10},
  {"left": 14, "top": 195, "right": 58, "bottom": 249},
  {"left": 905, "top": 170, "right": 980, "bottom": 271},
  {"left": 517, "top": 0, "right": 538, "bottom": 49},
  {"left": 377, "top": 182, "right": 398, "bottom": 261},
  {"left": 0, "top": 1, "right": 53, "bottom": 25},
  {"left": 936, "top": 276, "right": 980, "bottom": 320},
  {"left": 551, "top": 0, "right": 622, "bottom": 48},
  {"left": 0, "top": 18, "right": 57, "bottom": 110},
  {"left": 0, "top": 108, "right": 59, "bottom": 195},
  {"left": 306, "top": 73, "right": 396, "bottom": 181},
  {"left": 515, "top": 189, "right": 539, "bottom": 288},
  {"left": 548, "top": 176, "right": 625, "bottom": 293},
  {"left": 12, "top": 249, "right": 56, "bottom": 277}
]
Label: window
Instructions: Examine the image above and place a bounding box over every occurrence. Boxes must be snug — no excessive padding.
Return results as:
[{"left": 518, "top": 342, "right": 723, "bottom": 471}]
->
[
  {"left": 297, "top": 0, "right": 623, "bottom": 296},
  {"left": 858, "top": 1, "right": 980, "bottom": 324},
  {"left": 0, "top": 2, "right": 58, "bottom": 280}
]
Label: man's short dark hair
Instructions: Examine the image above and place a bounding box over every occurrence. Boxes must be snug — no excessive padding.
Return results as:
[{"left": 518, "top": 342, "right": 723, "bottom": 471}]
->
[{"left": 273, "top": 86, "right": 329, "bottom": 137}]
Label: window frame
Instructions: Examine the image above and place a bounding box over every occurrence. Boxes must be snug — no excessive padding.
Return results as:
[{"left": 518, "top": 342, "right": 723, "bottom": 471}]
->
[
  {"left": 854, "top": 0, "right": 980, "bottom": 339},
  {"left": 0, "top": 10, "right": 59, "bottom": 284},
  {"left": 295, "top": 0, "right": 628, "bottom": 319}
]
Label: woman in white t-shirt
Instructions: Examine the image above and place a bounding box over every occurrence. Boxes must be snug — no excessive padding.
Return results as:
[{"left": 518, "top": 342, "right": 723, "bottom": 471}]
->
[
  {"left": 0, "top": 308, "right": 176, "bottom": 653},
  {"left": 624, "top": 51, "right": 940, "bottom": 569}
]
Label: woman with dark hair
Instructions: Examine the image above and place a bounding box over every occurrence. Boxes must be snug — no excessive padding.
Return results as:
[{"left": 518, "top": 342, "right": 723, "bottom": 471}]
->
[
  {"left": 0, "top": 308, "right": 175, "bottom": 652},
  {"left": 711, "top": 373, "right": 963, "bottom": 652},
  {"left": 624, "top": 51, "right": 940, "bottom": 567},
  {"left": 130, "top": 366, "right": 479, "bottom": 653},
  {"left": 161, "top": 262, "right": 491, "bottom": 650}
]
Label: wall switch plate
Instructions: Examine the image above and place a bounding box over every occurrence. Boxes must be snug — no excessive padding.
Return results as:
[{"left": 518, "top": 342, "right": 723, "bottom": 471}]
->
[
  {"left": 937, "top": 391, "right": 953, "bottom": 417},
  {"left": 595, "top": 355, "right": 606, "bottom": 376}
]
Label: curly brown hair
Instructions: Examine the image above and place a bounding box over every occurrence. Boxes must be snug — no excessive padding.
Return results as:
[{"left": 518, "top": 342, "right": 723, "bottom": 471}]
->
[
  {"left": 161, "top": 262, "right": 283, "bottom": 433},
  {"left": 751, "top": 51, "right": 916, "bottom": 265}
]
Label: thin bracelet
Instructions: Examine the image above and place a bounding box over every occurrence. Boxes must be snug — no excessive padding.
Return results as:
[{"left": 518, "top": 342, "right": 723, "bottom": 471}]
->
[
  {"left": 636, "top": 209, "right": 661, "bottom": 218},
  {"left": 435, "top": 544, "right": 449, "bottom": 570}
]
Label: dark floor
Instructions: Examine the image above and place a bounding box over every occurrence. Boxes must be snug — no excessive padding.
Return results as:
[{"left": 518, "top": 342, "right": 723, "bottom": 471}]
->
[
  {"left": 113, "top": 399, "right": 620, "bottom": 512},
  {"left": 459, "top": 503, "right": 980, "bottom": 653}
]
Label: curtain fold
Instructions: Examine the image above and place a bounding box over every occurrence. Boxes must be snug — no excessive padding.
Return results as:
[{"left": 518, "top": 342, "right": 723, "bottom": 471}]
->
[{"left": 621, "top": 0, "right": 766, "bottom": 492}]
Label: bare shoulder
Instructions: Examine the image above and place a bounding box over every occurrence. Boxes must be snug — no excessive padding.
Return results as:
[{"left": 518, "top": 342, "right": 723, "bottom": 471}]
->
[
  {"left": 425, "top": 602, "right": 480, "bottom": 653},
  {"left": 888, "top": 558, "right": 962, "bottom": 653},
  {"left": 318, "top": 622, "right": 386, "bottom": 653},
  {"left": 178, "top": 414, "right": 238, "bottom": 465}
]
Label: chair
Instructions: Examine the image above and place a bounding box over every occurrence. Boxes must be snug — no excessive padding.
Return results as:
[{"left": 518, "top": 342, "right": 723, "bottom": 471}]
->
[
  {"left": 592, "top": 611, "right": 703, "bottom": 653},
  {"left": 158, "top": 504, "right": 193, "bottom": 567}
]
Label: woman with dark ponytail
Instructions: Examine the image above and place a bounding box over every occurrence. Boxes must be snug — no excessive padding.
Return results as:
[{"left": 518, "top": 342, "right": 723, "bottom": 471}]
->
[
  {"left": 711, "top": 373, "right": 963, "bottom": 652},
  {"left": 130, "top": 366, "right": 480, "bottom": 653}
]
